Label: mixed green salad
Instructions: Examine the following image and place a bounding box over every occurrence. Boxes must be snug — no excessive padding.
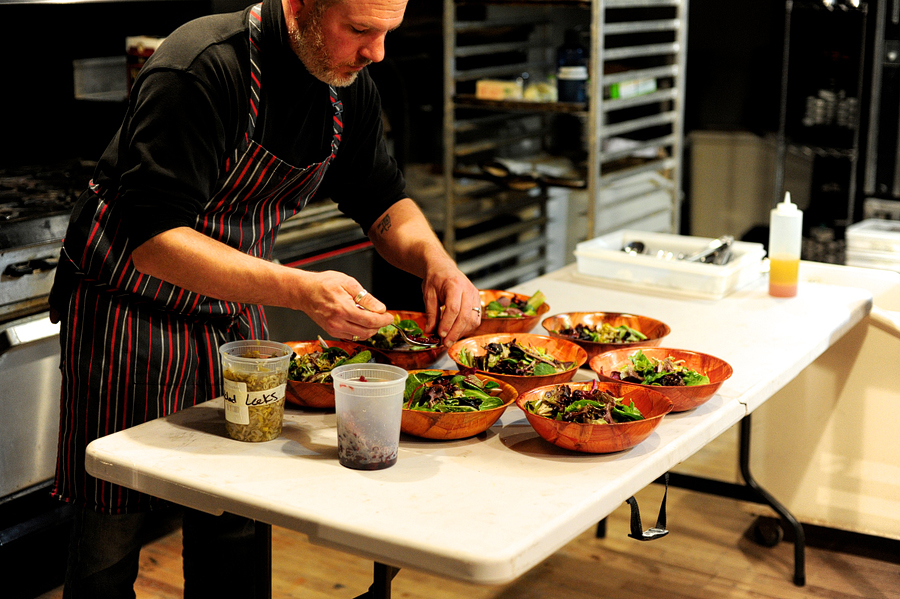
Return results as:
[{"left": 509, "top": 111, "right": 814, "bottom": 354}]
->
[
  {"left": 361, "top": 314, "right": 438, "bottom": 351},
  {"left": 483, "top": 290, "right": 546, "bottom": 318},
  {"left": 457, "top": 339, "right": 575, "bottom": 376},
  {"left": 558, "top": 322, "right": 647, "bottom": 344},
  {"left": 611, "top": 350, "right": 709, "bottom": 387},
  {"left": 404, "top": 370, "right": 505, "bottom": 412},
  {"left": 288, "top": 337, "right": 373, "bottom": 384},
  {"left": 525, "top": 381, "right": 644, "bottom": 424}
]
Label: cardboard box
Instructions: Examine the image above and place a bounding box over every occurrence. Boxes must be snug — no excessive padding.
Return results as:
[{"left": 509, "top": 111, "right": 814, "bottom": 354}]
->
[{"left": 475, "top": 79, "right": 523, "bottom": 101}]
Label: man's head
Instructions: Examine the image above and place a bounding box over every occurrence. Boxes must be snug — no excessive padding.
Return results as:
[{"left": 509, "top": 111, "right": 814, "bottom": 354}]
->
[{"left": 284, "top": 0, "right": 407, "bottom": 87}]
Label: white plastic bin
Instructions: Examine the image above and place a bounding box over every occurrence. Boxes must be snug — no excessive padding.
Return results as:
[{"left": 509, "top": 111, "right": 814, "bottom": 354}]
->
[{"left": 574, "top": 230, "right": 766, "bottom": 299}]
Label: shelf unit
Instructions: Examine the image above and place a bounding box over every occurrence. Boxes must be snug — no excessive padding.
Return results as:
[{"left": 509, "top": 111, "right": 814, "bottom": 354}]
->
[
  {"left": 442, "top": 0, "right": 687, "bottom": 288},
  {"left": 772, "top": 0, "right": 868, "bottom": 265}
]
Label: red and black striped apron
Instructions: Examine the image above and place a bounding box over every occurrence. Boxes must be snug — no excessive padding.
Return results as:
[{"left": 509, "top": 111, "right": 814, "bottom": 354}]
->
[{"left": 53, "top": 3, "right": 343, "bottom": 514}]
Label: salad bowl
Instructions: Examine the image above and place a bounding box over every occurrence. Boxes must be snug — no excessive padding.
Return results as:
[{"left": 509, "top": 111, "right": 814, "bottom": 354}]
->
[
  {"left": 284, "top": 340, "right": 389, "bottom": 409},
  {"left": 348, "top": 310, "right": 447, "bottom": 370},
  {"left": 589, "top": 347, "right": 733, "bottom": 412},
  {"left": 401, "top": 369, "right": 518, "bottom": 440},
  {"left": 471, "top": 289, "right": 550, "bottom": 336},
  {"left": 447, "top": 332, "right": 587, "bottom": 395},
  {"left": 516, "top": 380, "right": 674, "bottom": 453},
  {"left": 541, "top": 312, "right": 670, "bottom": 363}
]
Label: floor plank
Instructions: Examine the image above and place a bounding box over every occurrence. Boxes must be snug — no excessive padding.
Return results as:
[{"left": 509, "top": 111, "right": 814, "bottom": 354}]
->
[{"left": 34, "top": 484, "right": 900, "bottom": 599}]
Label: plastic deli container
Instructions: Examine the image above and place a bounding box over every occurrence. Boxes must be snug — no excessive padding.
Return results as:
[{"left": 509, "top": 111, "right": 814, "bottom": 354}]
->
[
  {"left": 331, "top": 363, "right": 408, "bottom": 470},
  {"left": 574, "top": 230, "right": 766, "bottom": 300},
  {"left": 219, "top": 340, "right": 292, "bottom": 442}
]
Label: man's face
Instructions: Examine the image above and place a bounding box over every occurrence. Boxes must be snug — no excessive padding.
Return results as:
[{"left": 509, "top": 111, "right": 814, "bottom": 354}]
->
[{"left": 290, "top": 0, "right": 407, "bottom": 87}]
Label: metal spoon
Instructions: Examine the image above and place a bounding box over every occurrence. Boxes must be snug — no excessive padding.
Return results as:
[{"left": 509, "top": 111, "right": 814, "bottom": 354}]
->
[{"left": 355, "top": 304, "right": 440, "bottom": 348}]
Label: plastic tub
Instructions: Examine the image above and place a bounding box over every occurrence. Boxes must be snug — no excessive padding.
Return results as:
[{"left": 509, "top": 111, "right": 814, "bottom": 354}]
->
[
  {"left": 574, "top": 230, "right": 766, "bottom": 299},
  {"left": 220, "top": 340, "right": 292, "bottom": 442},
  {"left": 331, "top": 363, "right": 408, "bottom": 470},
  {"left": 846, "top": 218, "right": 900, "bottom": 254}
]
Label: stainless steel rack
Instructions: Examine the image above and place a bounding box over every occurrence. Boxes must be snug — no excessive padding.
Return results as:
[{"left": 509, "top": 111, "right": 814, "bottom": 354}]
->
[{"left": 442, "top": 0, "right": 688, "bottom": 288}]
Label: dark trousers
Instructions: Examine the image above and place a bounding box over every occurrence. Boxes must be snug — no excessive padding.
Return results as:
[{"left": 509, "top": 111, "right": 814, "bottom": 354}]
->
[{"left": 63, "top": 506, "right": 257, "bottom": 599}]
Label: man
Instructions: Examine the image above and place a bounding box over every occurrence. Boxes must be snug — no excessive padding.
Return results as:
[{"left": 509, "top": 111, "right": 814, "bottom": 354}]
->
[{"left": 49, "top": 0, "right": 481, "bottom": 596}]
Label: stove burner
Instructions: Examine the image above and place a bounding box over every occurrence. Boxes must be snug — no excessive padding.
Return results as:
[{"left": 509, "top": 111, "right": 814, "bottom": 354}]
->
[
  {"left": 0, "top": 161, "right": 95, "bottom": 251},
  {"left": 0, "top": 162, "right": 94, "bottom": 223}
]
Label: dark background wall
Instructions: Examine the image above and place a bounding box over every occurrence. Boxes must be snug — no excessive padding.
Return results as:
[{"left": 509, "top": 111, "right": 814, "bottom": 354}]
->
[
  {"left": 0, "top": 0, "right": 788, "bottom": 167},
  {"left": 684, "top": 0, "right": 785, "bottom": 136}
]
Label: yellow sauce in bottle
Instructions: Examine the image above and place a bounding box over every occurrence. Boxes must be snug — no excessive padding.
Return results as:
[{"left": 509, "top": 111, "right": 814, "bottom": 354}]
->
[{"left": 769, "top": 254, "right": 799, "bottom": 297}]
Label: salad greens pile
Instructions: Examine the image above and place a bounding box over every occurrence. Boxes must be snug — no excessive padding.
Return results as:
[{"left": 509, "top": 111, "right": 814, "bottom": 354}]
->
[
  {"left": 611, "top": 350, "right": 709, "bottom": 387},
  {"left": 404, "top": 370, "right": 505, "bottom": 412},
  {"left": 362, "top": 314, "right": 437, "bottom": 351},
  {"left": 525, "top": 381, "right": 644, "bottom": 424},
  {"left": 558, "top": 322, "right": 647, "bottom": 344},
  {"left": 457, "top": 339, "right": 575, "bottom": 376},
  {"left": 288, "top": 337, "right": 373, "bottom": 384},
  {"left": 483, "top": 290, "right": 545, "bottom": 318}
]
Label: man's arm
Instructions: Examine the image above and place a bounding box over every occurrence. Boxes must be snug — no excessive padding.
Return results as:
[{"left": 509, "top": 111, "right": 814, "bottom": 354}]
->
[
  {"left": 130, "top": 227, "right": 393, "bottom": 338},
  {"left": 366, "top": 198, "right": 481, "bottom": 346}
]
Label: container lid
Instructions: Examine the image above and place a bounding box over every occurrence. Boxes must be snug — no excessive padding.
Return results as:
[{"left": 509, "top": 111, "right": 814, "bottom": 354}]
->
[{"left": 558, "top": 65, "right": 588, "bottom": 79}]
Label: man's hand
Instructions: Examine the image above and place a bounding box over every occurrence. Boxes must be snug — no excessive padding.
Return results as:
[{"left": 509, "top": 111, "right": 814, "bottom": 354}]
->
[
  {"left": 422, "top": 264, "right": 481, "bottom": 348},
  {"left": 295, "top": 271, "right": 394, "bottom": 341},
  {"left": 366, "top": 199, "right": 482, "bottom": 348}
]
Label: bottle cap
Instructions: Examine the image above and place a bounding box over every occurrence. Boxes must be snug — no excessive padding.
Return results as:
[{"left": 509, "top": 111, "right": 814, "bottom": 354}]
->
[{"left": 775, "top": 191, "right": 799, "bottom": 214}]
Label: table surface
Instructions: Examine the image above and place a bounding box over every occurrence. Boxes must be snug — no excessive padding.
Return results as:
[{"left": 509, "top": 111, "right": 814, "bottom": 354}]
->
[{"left": 86, "top": 261, "right": 881, "bottom": 585}]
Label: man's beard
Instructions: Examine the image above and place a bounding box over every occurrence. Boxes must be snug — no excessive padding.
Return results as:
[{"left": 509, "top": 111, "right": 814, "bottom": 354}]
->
[{"left": 290, "top": 7, "right": 369, "bottom": 87}]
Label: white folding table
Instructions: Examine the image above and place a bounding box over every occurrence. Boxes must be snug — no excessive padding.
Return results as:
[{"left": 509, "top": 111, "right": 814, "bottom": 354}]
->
[{"left": 85, "top": 261, "right": 881, "bottom": 597}]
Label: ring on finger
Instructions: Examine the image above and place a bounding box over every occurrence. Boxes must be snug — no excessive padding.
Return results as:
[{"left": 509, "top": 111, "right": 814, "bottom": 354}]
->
[
  {"left": 354, "top": 289, "right": 369, "bottom": 304},
  {"left": 473, "top": 306, "right": 482, "bottom": 315},
  {"left": 352, "top": 335, "right": 359, "bottom": 342}
]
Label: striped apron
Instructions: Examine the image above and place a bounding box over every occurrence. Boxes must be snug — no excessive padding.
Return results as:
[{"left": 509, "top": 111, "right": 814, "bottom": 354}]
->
[{"left": 53, "top": 3, "right": 343, "bottom": 514}]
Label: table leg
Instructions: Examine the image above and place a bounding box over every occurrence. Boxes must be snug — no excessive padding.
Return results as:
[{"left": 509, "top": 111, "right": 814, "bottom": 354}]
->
[
  {"left": 353, "top": 562, "right": 400, "bottom": 599},
  {"left": 254, "top": 521, "right": 272, "bottom": 599},
  {"left": 595, "top": 517, "right": 607, "bottom": 538},
  {"left": 738, "top": 415, "right": 806, "bottom": 587},
  {"left": 658, "top": 414, "right": 806, "bottom": 586}
]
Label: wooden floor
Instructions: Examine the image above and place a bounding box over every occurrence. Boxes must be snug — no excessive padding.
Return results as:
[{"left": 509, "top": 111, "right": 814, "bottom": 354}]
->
[{"left": 35, "top": 481, "right": 900, "bottom": 599}]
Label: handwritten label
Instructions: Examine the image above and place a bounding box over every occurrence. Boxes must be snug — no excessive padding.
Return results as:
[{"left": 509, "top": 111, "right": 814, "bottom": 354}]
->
[{"left": 223, "top": 379, "right": 287, "bottom": 425}]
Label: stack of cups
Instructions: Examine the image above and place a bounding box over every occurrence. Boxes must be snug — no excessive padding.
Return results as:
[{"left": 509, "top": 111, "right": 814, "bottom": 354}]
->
[{"left": 331, "top": 363, "right": 409, "bottom": 470}]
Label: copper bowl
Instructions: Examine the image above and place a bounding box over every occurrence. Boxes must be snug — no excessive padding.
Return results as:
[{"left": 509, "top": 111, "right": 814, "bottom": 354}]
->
[
  {"left": 400, "top": 370, "right": 518, "bottom": 440},
  {"left": 348, "top": 310, "right": 447, "bottom": 371},
  {"left": 447, "top": 333, "right": 587, "bottom": 395},
  {"left": 541, "top": 312, "right": 671, "bottom": 363},
  {"left": 471, "top": 289, "right": 551, "bottom": 336},
  {"left": 284, "top": 340, "right": 389, "bottom": 409},
  {"left": 516, "top": 381, "right": 674, "bottom": 453},
  {"left": 588, "top": 347, "right": 733, "bottom": 412}
]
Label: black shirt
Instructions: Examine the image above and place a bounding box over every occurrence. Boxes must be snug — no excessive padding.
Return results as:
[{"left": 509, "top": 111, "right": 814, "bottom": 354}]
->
[{"left": 94, "top": 0, "right": 406, "bottom": 248}]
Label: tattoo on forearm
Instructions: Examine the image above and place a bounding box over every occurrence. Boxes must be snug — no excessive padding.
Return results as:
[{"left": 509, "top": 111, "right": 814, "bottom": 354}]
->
[{"left": 377, "top": 214, "right": 392, "bottom": 235}]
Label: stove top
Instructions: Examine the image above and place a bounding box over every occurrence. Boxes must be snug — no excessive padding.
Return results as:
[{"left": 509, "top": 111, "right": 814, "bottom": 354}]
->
[{"left": 0, "top": 162, "right": 94, "bottom": 250}]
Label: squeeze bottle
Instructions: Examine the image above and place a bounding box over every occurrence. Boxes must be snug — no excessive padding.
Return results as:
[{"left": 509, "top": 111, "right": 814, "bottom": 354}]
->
[{"left": 768, "top": 191, "right": 803, "bottom": 297}]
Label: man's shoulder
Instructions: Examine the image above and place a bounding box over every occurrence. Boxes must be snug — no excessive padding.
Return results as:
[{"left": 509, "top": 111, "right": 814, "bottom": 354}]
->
[{"left": 147, "top": 8, "right": 251, "bottom": 72}]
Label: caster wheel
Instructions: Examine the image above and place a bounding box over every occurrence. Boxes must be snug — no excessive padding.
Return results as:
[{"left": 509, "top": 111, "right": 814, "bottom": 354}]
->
[{"left": 751, "top": 516, "right": 783, "bottom": 547}]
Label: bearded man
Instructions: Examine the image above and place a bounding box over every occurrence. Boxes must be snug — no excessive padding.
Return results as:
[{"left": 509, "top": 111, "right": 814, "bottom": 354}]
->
[{"left": 50, "top": 1, "right": 480, "bottom": 596}]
